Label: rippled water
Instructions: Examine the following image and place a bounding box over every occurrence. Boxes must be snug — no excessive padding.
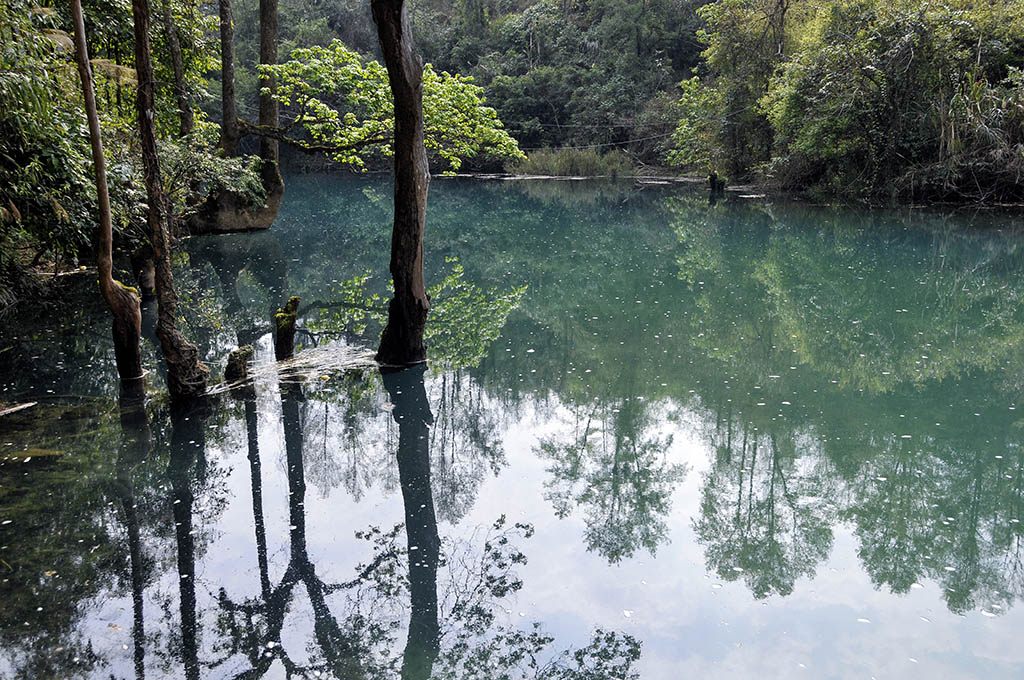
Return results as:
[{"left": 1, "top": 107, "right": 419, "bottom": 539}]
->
[{"left": 2, "top": 176, "right": 1024, "bottom": 679}]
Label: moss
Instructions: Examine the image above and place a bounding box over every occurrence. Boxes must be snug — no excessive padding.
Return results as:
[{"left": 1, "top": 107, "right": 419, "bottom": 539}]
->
[
  {"left": 274, "top": 295, "right": 301, "bottom": 329},
  {"left": 225, "top": 344, "right": 254, "bottom": 383},
  {"left": 110, "top": 278, "right": 140, "bottom": 296}
]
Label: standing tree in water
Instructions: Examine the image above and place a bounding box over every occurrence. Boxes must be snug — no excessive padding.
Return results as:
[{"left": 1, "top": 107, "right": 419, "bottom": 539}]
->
[
  {"left": 372, "top": 0, "right": 430, "bottom": 366},
  {"left": 132, "top": 0, "right": 210, "bottom": 401},
  {"left": 70, "top": 0, "right": 143, "bottom": 397}
]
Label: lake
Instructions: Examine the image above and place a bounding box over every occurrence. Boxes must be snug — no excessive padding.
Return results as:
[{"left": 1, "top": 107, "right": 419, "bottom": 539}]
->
[{"left": 2, "top": 175, "right": 1024, "bottom": 679}]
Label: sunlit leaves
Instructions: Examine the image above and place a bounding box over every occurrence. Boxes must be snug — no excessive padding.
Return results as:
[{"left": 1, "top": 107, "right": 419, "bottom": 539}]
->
[{"left": 260, "top": 40, "right": 524, "bottom": 170}]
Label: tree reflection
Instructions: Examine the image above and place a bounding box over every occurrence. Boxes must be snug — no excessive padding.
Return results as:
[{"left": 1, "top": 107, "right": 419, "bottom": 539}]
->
[
  {"left": 695, "top": 424, "right": 836, "bottom": 598},
  {"left": 382, "top": 365, "right": 440, "bottom": 679},
  {"left": 537, "top": 365, "right": 686, "bottom": 563},
  {"left": 209, "top": 364, "right": 640, "bottom": 679},
  {"left": 113, "top": 396, "right": 153, "bottom": 680},
  {"left": 168, "top": 403, "right": 209, "bottom": 680}
]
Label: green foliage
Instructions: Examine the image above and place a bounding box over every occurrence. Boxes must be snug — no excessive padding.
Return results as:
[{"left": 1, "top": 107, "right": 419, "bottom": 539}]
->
[
  {"left": 0, "top": 0, "right": 258, "bottom": 305},
  {"left": 409, "top": 0, "right": 701, "bottom": 164},
  {"left": 260, "top": 40, "right": 525, "bottom": 171},
  {"left": 158, "top": 127, "right": 265, "bottom": 221},
  {"left": 665, "top": 75, "right": 722, "bottom": 174},
  {"left": 513, "top": 148, "right": 634, "bottom": 177},
  {"left": 0, "top": 1, "right": 95, "bottom": 273},
  {"left": 309, "top": 257, "right": 526, "bottom": 370},
  {"left": 679, "top": 0, "right": 1024, "bottom": 200},
  {"left": 426, "top": 258, "right": 527, "bottom": 369}
]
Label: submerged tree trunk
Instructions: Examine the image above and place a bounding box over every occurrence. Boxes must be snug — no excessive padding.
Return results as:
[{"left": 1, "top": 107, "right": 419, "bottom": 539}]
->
[
  {"left": 372, "top": 0, "right": 431, "bottom": 366},
  {"left": 161, "top": 0, "right": 193, "bottom": 137},
  {"left": 71, "top": 0, "right": 144, "bottom": 394},
  {"left": 218, "top": 0, "right": 239, "bottom": 155},
  {"left": 132, "top": 0, "right": 210, "bottom": 403},
  {"left": 274, "top": 295, "right": 300, "bottom": 360}
]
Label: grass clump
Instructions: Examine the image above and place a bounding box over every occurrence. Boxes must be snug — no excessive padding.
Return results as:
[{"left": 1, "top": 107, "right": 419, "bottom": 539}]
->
[{"left": 512, "top": 148, "right": 634, "bottom": 177}]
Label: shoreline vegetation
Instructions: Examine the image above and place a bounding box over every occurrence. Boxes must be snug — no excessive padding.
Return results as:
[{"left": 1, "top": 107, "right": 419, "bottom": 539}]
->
[{"left": 2, "top": 0, "right": 1022, "bottom": 316}]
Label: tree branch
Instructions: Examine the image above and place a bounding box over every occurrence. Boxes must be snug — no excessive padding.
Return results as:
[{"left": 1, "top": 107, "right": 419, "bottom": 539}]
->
[{"left": 237, "top": 118, "right": 389, "bottom": 156}]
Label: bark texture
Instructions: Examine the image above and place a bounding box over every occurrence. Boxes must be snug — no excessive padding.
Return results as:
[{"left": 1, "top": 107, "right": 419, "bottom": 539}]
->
[
  {"left": 372, "top": 0, "right": 431, "bottom": 366},
  {"left": 257, "top": 0, "right": 285, "bottom": 215},
  {"left": 218, "top": 0, "right": 239, "bottom": 155},
  {"left": 224, "top": 344, "right": 254, "bottom": 383},
  {"left": 258, "top": 0, "right": 279, "bottom": 166},
  {"left": 132, "top": 0, "right": 210, "bottom": 403},
  {"left": 71, "top": 0, "right": 144, "bottom": 393}
]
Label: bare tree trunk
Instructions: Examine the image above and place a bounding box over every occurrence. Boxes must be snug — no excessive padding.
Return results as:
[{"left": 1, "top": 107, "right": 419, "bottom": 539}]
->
[
  {"left": 218, "top": 0, "right": 239, "bottom": 155},
  {"left": 258, "top": 0, "right": 283, "bottom": 190},
  {"left": 132, "top": 0, "right": 210, "bottom": 403},
  {"left": 71, "top": 0, "right": 144, "bottom": 394},
  {"left": 161, "top": 0, "right": 193, "bottom": 136},
  {"left": 372, "top": 0, "right": 430, "bottom": 366}
]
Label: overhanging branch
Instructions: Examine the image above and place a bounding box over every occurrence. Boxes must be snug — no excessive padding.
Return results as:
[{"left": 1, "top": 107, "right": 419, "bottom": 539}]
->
[{"left": 237, "top": 118, "right": 389, "bottom": 157}]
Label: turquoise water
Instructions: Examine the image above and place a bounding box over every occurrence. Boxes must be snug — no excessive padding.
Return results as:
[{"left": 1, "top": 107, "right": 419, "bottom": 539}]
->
[{"left": 2, "top": 176, "right": 1024, "bottom": 679}]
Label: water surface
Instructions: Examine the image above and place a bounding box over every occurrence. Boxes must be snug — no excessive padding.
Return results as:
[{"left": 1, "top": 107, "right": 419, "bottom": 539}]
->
[{"left": 2, "top": 176, "right": 1024, "bottom": 679}]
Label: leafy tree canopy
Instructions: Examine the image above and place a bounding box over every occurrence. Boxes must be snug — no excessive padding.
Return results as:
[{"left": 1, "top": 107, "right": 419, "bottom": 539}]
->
[{"left": 256, "top": 40, "right": 525, "bottom": 171}]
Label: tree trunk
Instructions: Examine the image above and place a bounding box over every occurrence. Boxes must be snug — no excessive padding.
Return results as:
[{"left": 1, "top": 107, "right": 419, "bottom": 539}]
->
[
  {"left": 161, "top": 0, "right": 193, "bottom": 136},
  {"left": 132, "top": 0, "right": 210, "bottom": 403},
  {"left": 71, "top": 0, "right": 144, "bottom": 395},
  {"left": 372, "top": 0, "right": 431, "bottom": 366},
  {"left": 259, "top": 0, "right": 279, "bottom": 166},
  {"left": 274, "top": 295, "right": 300, "bottom": 360},
  {"left": 218, "top": 0, "right": 239, "bottom": 155}
]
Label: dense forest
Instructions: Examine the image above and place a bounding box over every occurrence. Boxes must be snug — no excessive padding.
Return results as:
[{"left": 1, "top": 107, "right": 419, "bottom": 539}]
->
[{"left": 1, "top": 0, "right": 1023, "bottom": 311}]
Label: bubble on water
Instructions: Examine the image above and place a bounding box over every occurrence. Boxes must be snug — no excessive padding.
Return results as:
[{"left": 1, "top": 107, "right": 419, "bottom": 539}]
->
[
  {"left": 622, "top": 610, "right": 633, "bottom": 618},
  {"left": 857, "top": 618, "right": 871, "bottom": 624},
  {"left": 981, "top": 611, "right": 997, "bottom": 618},
  {"left": 911, "top": 583, "right": 923, "bottom": 589}
]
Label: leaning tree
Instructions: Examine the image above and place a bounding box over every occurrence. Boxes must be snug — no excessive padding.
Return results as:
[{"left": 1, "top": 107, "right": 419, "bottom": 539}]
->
[
  {"left": 70, "top": 0, "right": 144, "bottom": 399},
  {"left": 131, "top": 0, "right": 210, "bottom": 401}
]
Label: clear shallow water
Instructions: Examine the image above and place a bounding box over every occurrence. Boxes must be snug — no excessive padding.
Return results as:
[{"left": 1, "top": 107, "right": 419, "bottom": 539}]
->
[{"left": 2, "top": 176, "right": 1024, "bottom": 679}]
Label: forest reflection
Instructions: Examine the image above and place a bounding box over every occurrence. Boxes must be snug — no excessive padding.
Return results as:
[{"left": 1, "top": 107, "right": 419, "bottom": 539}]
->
[{"left": 5, "top": 178, "right": 1024, "bottom": 677}]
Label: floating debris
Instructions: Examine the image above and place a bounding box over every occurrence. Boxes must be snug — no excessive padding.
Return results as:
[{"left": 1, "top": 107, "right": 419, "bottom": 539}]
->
[{"left": 208, "top": 342, "right": 377, "bottom": 395}]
